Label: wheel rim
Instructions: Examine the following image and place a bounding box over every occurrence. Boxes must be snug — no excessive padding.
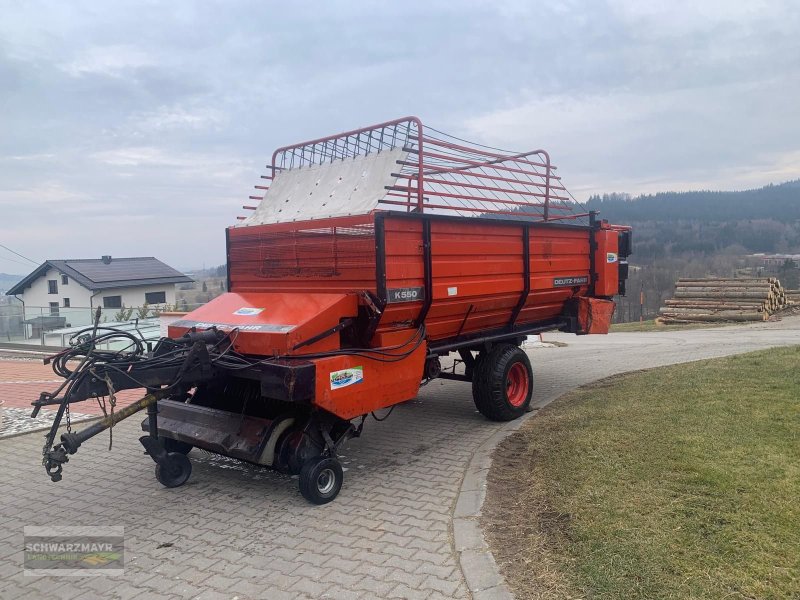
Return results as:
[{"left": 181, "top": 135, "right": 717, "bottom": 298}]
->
[
  {"left": 506, "top": 362, "right": 529, "bottom": 407},
  {"left": 316, "top": 468, "right": 336, "bottom": 495}
]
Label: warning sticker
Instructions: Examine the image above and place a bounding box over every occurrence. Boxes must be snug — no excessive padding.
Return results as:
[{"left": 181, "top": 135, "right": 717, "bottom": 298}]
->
[
  {"left": 607, "top": 252, "right": 618, "bottom": 263},
  {"left": 233, "top": 307, "right": 264, "bottom": 316},
  {"left": 330, "top": 366, "right": 364, "bottom": 390}
]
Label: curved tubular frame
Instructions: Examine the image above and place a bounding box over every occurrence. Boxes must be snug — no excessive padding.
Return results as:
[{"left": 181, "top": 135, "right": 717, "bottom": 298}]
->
[{"left": 258, "top": 116, "right": 582, "bottom": 223}]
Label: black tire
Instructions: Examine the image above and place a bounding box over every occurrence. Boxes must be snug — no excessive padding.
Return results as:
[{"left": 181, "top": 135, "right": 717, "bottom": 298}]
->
[
  {"left": 155, "top": 452, "right": 192, "bottom": 488},
  {"left": 472, "top": 344, "right": 533, "bottom": 421},
  {"left": 299, "top": 456, "right": 343, "bottom": 505},
  {"left": 470, "top": 350, "right": 487, "bottom": 379},
  {"left": 162, "top": 438, "right": 193, "bottom": 455}
]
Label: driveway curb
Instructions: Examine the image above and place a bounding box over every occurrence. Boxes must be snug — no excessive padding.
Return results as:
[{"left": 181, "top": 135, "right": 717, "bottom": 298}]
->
[
  {"left": 452, "top": 400, "right": 549, "bottom": 599},
  {"left": 451, "top": 319, "right": 800, "bottom": 598}
]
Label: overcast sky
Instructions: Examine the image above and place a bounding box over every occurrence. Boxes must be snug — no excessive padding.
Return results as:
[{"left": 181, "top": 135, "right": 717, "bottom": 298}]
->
[{"left": 1, "top": 0, "right": 798, "bottom": 273}]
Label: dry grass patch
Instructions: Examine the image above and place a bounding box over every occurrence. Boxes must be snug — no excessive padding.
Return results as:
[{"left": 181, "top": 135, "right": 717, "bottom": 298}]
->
[
  {"left": 482, "top": 347, "right": 800, "bottom": 599},
  {"left": 610, "top": 319, "right": 730, "bottom": 333}
]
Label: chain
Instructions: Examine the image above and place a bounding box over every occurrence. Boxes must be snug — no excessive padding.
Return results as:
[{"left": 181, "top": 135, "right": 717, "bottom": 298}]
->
[
  {"left": 90, "top": 368, "right": 117, "bottom": 450},
  {"left": 41, "top": 437, "right": 50, "bottom": 464},
  {"left": 65, "top": 401, "right": 72, "bottom": 434}
]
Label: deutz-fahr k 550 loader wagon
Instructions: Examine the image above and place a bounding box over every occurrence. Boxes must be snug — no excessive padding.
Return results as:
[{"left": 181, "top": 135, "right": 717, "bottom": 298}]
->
[{"left": 34, "top": 117, "right": 631, "bottom": 504}]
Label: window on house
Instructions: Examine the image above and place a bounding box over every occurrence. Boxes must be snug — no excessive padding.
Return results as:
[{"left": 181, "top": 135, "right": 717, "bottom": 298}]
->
[
  {"left": 103, "top": 296, "right": 122, "bottom": 309},
  {"left": 48, "top": 280, "right": 58, "bottom": 294},
  {"left": 145, "top": 291, "right": 167, "bottom": 304},
  {"left": 63, "top": 298, "right": 71, "bottom": 308},
  {"left": 49, "top": 302, "right": 60, "bottom": 316},
  {"left": 61, "top": 274, "right": 68, "bottom": 285}
]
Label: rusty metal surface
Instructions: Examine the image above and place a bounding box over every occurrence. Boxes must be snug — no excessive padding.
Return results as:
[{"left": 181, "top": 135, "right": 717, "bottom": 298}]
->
[{"left": 146, "top": 400, "right": 275, "bottom": 464}]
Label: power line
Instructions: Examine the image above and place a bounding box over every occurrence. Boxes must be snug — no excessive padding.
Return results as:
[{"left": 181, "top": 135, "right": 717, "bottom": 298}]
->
[
  {"left": 0, "top": 254, "right": 34, "bottom": 269},
  {"left": 0, "top": 243, "right": 39, "bottom": 265}
]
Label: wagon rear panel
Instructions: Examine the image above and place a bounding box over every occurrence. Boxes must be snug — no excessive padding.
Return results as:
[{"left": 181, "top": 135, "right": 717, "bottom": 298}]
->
[{"left": 228, "top": 215, "right": 377, "bottom": 295}]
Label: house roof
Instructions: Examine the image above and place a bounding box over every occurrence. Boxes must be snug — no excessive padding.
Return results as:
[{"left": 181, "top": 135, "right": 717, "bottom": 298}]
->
[{"left": 6, "top": 257, "right": 194, "bottom": 295}]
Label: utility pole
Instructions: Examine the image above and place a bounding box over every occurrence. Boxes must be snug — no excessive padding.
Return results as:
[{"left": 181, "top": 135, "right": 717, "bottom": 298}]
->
[{"left": 640, "top": 281, "right": 645, "bottom": 322}]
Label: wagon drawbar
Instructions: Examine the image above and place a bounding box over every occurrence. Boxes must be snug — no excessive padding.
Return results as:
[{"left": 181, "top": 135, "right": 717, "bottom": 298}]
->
[{"left": 33, "top": 117, "right": 631, "bottom": 504}]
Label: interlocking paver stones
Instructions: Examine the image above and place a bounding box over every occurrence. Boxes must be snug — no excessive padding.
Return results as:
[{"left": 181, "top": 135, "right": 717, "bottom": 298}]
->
[{"left": 0, "top": 317, "right": 797, "bottom": 599}]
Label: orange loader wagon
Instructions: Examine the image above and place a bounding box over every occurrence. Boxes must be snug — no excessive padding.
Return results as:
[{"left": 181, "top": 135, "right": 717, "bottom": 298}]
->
[{"left": 33, "top": 117, "right": 631, "bottom": 504}]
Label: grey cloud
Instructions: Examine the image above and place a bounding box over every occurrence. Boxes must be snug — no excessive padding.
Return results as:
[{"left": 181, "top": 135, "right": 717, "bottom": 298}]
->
[{"left": 0, "top": 0, "right": 798, "bottom": 272}]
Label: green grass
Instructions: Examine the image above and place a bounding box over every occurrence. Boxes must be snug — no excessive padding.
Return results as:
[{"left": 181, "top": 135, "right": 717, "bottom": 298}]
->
[{"left": 483, "top": 347, "right": 800, "bottom": 599}]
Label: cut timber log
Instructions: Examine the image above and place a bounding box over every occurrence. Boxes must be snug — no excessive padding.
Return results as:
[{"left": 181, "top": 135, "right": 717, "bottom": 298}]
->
[
  {"left": 659, "top": 307, "right": 765, "bottom": 317},
  {"left": 664, "top": 300, "right": 765, "bottom": 308},
  {"left": 675, "top": 280, "right": 774, "bottom": 288},
  {"left": 674, "top": 286, "right": 771, "bottom": 294},
  {"left": 658, "top": 312, "right": 765, "bottom": 322},
  {"left": 677, "top": 277, "right": 776, "bottom": 284},
  {"left": 659, "top": 276, "right": 787, "bottom": 323},
  {"left": 673, "top": 290, "right": 773, "bottom": 299}
]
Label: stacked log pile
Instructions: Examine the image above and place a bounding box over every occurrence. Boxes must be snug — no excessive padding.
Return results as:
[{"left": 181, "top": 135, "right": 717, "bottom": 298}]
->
[
  {"left": 786, "top": 290, "right": 800, "bottom": 306},
  {"left": 659, "top": 277, "right": 787, "bottom": 324}
]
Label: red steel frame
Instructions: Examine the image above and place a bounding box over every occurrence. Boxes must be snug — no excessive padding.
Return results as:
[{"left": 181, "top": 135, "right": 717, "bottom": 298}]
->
[{"left": 242, "top": 117, "right": 590, "bottom": 224}]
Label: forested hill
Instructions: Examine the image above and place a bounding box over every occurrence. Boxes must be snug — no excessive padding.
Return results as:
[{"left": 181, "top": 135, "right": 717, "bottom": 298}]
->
[
  {"left": 585, "top": 180, "right": 800, "bottom": 256},
  {"left": 0, "top": 273, "right": 23, "bottom": 291},
  {"left": 586, "top": 179, "right": 800, "bottom": 222}
]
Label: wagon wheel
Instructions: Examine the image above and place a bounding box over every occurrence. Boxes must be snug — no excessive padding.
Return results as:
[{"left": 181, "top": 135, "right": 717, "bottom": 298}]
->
[
  {"left": 471, "top": 350, "right": 488, "bottom": 379},
  {"left": 472, "top": 344, "right": 533, "bottom": 421},
  {"left": 155, "top": 452, "right": 192, "bottom": 488},
  {"left": 299, "top": 456, "right": 344, "bottom": 505}
]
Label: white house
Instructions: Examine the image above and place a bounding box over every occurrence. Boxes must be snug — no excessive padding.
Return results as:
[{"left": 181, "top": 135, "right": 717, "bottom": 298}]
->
[{"left": 6, "top": 256, "right": 193, "bottom": 334}]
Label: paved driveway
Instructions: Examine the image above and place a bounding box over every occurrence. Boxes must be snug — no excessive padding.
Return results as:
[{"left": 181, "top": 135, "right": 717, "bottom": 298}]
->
[
  {"left": 1, "top": 317, "right": 797, "bottom": 599},
  {"left": 0, "top": 359, "right": 140, "bottom": 438}
]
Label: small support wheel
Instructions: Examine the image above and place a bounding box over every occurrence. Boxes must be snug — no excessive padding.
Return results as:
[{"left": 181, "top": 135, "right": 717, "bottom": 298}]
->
[
  {"left": 472, "top": 344, "right": 533, "bottom": 421},
  {"left": 155, "top": 452, "right": 192, "bottom": 488},
  {"left": 162, "top": 438, "right": 193, "bottom": 455},
  {"left": 299, "top": 456, "right": 343, "bottom": 505}
]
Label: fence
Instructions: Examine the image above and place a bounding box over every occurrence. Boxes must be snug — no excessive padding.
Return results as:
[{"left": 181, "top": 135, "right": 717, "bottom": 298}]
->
[{"left": 0, "top": 300, "right": 203, "bottom": 349}]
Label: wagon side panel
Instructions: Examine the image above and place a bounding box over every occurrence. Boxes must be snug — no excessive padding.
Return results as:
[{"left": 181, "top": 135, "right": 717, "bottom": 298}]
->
[
  {"left": 379, "top": 214, "right": 596, "bottom": 344},
  {"left": 424, "top": 219, "right": 524, "bottom": 341}
]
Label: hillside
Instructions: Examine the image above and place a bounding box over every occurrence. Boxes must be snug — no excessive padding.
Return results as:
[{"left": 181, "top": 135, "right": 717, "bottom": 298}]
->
[
  {"left": 0, "top": 273, "right": 23, "bottom": 294},
  {"left": 587, "top": 180, "right": 800, "bottom": 222},
  {"left": 587, "top": 180, "right": 800, "bottom": 257}
]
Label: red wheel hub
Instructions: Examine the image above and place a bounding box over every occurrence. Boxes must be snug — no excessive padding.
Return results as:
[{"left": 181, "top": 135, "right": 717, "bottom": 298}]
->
[{"left": 505, "top": 362, "right": 529, "bottom": 407}]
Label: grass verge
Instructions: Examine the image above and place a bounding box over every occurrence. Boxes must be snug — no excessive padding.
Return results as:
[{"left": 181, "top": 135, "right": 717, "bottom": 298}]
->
[
  {"left": 482, "top": 346, "right": 800, "bottom": 599},
  {"left": 610, "top": 319, "right": 729, "bottom": 332}
]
